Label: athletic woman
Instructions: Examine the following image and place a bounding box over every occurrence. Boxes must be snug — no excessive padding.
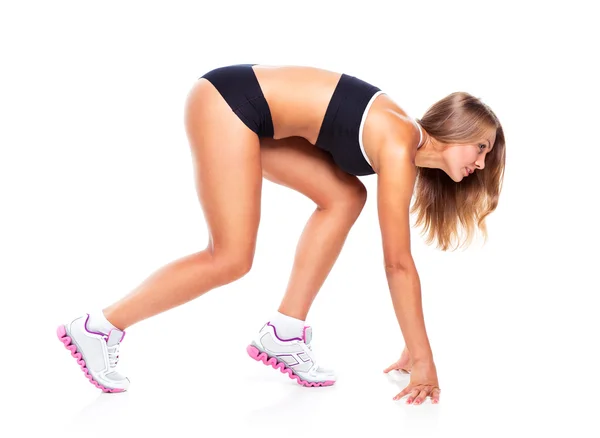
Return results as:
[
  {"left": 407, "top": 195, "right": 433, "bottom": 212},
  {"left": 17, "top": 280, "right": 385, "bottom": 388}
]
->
[{"left": 57, "top": 64, "right": 505, "bottom": 405}]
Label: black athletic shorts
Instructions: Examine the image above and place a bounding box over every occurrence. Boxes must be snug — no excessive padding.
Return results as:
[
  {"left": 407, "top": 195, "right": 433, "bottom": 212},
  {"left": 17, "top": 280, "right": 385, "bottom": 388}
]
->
[{"left": 199, "top": 64, "right": 382, "bottom": 176}]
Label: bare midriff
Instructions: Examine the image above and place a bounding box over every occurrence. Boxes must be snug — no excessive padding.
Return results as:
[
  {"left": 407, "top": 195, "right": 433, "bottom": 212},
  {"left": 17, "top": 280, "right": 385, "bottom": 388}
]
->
[{"left": 251, "top": 65, "right": 412, "bottom": 170}]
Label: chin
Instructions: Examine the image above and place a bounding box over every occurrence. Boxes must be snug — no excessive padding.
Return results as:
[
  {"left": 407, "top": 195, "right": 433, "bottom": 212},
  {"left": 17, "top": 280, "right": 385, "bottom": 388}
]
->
[
  {"left": 445, "top": 170, "right": 463, "bottom": 183},
  {"left": 456, "top": 169, "right": 468, "bottom": 182}
]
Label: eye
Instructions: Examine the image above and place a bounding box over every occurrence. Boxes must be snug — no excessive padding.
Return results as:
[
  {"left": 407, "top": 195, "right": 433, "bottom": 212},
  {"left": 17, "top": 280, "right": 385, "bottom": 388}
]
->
[{"left": 478, "top": 144, "right": 486, "bottom": 154}]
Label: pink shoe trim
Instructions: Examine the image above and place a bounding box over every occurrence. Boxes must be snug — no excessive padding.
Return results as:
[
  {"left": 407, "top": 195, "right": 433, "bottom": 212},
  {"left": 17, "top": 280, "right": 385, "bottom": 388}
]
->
[
  {"left": 56, "top": 325, "right": 126, "bottom": 393},
  {"left": 246, "top": 345, "right": 335, "bottom": 387},
  {"left": 302, "top": 325, "right": 310, "bottom": 343},
  {"left": 266, "top": 322, "right": 302, "bottom": 342}
]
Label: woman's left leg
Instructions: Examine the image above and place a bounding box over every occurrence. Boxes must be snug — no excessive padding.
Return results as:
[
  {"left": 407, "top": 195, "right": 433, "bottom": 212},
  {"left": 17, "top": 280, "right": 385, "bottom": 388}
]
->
[{"left": 260, "top": 136, "right": 367, "bottom": 321}]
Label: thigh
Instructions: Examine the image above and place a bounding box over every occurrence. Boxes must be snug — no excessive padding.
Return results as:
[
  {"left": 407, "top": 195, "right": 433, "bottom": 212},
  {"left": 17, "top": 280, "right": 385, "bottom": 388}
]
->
[
  {"left": 260, "top": 136, "right": 367, "bottom": 209},
  {"left": 184, "top": 79, "right": 263, "bottom": 258}
]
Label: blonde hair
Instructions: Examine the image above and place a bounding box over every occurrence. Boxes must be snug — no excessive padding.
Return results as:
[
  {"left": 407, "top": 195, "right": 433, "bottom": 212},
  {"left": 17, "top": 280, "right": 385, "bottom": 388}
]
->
[{"left": 412, "top": 92, "right": 506, "bottom": 251}]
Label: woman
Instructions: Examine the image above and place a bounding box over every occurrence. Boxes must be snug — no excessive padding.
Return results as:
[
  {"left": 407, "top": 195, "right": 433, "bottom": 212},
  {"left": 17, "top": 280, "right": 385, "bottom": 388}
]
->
[{"left": 56, "top": 64, "right": 505, "bottom": 405}]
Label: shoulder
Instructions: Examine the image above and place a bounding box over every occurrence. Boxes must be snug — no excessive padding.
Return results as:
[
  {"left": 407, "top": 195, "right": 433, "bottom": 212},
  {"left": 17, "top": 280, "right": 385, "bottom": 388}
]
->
[{"left": 363, "top": 94, "right": 421, "bottom": 173}]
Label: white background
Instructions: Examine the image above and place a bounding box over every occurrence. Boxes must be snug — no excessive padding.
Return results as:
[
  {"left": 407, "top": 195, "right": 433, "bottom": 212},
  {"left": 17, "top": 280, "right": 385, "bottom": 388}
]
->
[{"left": 2, "top": 0, "right": 599, "bottom": 436}]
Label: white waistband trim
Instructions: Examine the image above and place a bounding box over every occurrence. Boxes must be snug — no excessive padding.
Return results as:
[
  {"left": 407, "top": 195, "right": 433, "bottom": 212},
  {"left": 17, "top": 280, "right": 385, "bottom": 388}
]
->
[{"left": 358, "top": 90, "right": 385, "bottom": 169}]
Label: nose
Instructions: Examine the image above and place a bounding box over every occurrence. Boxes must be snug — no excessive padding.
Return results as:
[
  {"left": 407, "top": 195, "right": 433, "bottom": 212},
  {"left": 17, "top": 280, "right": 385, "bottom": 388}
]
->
[{"left": 475, "top": 159, "right": 485, "bottom": 170}]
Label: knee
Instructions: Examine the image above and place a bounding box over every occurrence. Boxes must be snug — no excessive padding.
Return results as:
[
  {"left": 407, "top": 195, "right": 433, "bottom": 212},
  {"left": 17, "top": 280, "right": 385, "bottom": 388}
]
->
[
  {"left": 353, "top": 184, "right": 368, "bottom": 209},
  {"left": 211, "top": 249, "right": 255, "bottom": 280},
  {"left": 335, "top": 183, "right": 367, "bottom": 217}
]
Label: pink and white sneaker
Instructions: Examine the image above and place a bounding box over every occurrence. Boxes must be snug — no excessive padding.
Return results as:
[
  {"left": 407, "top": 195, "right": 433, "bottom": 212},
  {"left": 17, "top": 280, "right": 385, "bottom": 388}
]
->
[
  {"left": 247, "top": 322, "right": 336, "bottom": 387},
  {"left": 56, "top": 314, "right": 129, "bottom": 393}
]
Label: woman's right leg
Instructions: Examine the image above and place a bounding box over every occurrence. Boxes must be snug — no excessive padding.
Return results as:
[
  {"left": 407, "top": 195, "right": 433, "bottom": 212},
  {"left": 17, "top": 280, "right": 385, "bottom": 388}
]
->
[{"left": 102, "top": 78, "right": 263, "bottom": 330}]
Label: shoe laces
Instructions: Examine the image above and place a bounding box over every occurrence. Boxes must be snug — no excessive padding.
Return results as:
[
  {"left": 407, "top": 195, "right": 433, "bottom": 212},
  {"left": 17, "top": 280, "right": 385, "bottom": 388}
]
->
[
  {"left": 104, "top": 339, "right": 121, "bottom": 369},
  {"left": 301, "top": 341, "right": 317, "bottom": 365}
]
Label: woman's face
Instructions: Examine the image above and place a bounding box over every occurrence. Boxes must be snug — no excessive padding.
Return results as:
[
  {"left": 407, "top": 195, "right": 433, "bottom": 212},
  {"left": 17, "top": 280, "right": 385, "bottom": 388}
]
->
[{"left": 444, "top": 130, "right": 496, "bottom": 182}]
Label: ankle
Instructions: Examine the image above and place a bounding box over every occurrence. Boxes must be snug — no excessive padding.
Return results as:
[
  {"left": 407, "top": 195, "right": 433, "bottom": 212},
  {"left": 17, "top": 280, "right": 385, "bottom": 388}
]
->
[
  {"left": 87, "top": 310, "right": 122, "bottom": 335},
  {"left": 102, "top": 308, "right": 127, "bottom": 331},
  {"left": 269, "top": 311, "right": 305, "bottom": 341}
]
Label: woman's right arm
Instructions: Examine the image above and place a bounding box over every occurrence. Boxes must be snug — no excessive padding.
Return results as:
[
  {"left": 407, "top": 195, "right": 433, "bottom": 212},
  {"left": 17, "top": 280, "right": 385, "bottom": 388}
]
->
[
  {"left": 376, "top": 141, "right": 434, "bottom": 364},
  {"left": 376, "top": 139, "right": 440, "bottom": 403}
]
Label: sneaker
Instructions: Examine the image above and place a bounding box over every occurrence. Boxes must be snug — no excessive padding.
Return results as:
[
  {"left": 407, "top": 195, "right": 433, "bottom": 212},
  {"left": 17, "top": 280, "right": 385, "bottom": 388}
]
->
[
  {"left": 56, "top": 314, "right": 129, "bottom": 393},
  {"left": 246, "top": 322, "right": 336, "bottom": 387}
]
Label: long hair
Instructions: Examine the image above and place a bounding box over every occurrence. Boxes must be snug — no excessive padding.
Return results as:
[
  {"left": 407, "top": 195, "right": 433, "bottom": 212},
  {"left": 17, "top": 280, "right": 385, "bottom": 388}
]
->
[{"left": 412, "top": 92, "right": 506, "bottom": 251}]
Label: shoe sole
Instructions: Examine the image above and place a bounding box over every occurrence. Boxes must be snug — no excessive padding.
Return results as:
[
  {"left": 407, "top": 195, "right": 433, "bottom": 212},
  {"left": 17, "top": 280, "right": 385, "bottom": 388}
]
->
[
  {"left": 246, "top": 345, "right": 335, "bottom": 387},
  {"left": 56, "top": 325, "right": 125, "bottom": 393}
]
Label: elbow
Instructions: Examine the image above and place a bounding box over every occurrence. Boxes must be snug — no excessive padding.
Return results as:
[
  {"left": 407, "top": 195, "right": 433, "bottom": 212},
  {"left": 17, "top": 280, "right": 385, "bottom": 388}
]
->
[{"left": 383, "top": 258, "right": 415, "bottom": 273}]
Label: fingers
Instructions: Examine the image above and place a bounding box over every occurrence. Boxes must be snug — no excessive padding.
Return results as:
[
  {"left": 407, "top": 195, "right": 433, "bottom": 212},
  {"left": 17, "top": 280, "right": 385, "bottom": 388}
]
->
[
  {"left": 406, "top": 388, "right": 421, "bottom": 404},
  {"left": 383, "top": 361, "right": 400, "bottom": 373},
  {"left": 383, "top": 364, "right": 395, "bottom": 373},
  {"left": 431, "top": 387, "right": 441, "bottom": 404},
  {"left": 392, "top": 386, "right": 411, "bottom": 400},
  {"left": 394, "top": 385, "right": 441, "bottom": 404},
  {"left": 412, "top": 389, "right": 428, "bottom": 405},
  {"left": 393, "top": 387, "right": 420, "bottom": 402}
]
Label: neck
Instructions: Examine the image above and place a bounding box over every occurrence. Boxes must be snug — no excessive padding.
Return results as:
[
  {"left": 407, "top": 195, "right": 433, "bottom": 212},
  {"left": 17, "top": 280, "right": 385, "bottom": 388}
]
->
[{"left": 414, "top": 127, "right": 446, "bottom": 171}]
